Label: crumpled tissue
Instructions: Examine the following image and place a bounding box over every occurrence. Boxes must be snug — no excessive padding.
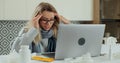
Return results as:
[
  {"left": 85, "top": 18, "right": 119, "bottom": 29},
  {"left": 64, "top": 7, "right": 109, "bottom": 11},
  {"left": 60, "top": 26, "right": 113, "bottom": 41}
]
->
[
  {"left": 8, "top": 50, "right": 20, "bottom": 63},
  {"left": 64, "top": 53, "right": 94, "bottom": 63}
]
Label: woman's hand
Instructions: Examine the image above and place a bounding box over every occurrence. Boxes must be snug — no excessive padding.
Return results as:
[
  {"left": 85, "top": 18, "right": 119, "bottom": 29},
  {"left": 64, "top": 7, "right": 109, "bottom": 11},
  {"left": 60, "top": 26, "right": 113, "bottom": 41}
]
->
[
  {"left": 55, "top": 13, "right": 71, "bottom": 24},
  {"left": 32, "top": 14, "right": 42, "bottom": 29}
]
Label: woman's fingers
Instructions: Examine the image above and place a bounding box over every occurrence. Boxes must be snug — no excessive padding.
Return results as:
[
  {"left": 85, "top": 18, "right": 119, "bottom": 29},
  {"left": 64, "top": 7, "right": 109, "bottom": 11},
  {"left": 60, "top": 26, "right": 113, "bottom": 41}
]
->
[
  {"left": 54, "top": 13, "right": 61, "bottom": 21},
  {"left": 54, "top": 13, "right": 59, "bottom": 18},
  {"left": 32, "top": 14, "right": 42, "bottom": 29},
  {"left": 37, "top": 14, "right": 42, "bottom": 21},
  {"left": 54, "top": 13, "right": 71, "bottom": 24},
  {"left": 33, "top": 14, "right": 42, "bottom": 21}
]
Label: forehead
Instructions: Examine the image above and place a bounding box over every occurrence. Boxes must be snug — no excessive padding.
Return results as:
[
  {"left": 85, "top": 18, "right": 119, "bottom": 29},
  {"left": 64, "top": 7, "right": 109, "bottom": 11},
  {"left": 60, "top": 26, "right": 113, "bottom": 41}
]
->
[{"left": 42, "top": 11, "right": 54, "bottom": 19}]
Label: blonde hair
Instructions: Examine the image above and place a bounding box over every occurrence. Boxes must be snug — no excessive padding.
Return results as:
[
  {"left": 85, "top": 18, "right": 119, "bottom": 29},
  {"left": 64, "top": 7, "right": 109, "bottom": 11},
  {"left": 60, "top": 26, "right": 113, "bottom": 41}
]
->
[{"left": 25, "top": 2, "right": 59, "bottom": 43}]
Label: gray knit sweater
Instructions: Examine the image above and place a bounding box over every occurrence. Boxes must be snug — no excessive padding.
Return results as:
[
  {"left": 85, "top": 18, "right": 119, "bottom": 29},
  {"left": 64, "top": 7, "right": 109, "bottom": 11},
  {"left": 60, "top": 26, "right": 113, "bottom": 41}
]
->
[{"left": 11, "top": 27, "right": 56, "bottom": 53}]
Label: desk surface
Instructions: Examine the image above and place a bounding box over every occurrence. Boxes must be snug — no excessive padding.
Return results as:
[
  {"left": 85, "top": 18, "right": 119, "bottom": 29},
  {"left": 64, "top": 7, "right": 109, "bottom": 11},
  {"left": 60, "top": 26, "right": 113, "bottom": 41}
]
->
[
  {"left": 1, "top": 44, "right": 120, "bottom": 63},
  {"left": 1, "top": 55, "right": 120, "bottom": 63}
]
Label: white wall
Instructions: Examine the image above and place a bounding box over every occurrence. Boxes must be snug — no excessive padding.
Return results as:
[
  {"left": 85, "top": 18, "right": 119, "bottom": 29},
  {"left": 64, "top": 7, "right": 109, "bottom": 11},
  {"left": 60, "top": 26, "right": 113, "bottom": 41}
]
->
[
  {"left": 0, "top": 0, "right": 4, "bottom": 20},
  {"left": 39, "top": 0, "right": 93, "bottom": 21},
  {"left": 0, "top": 0, "right": 93, "bottom": 21},
  {"left": 4, "top": 0, "right": 27, "bottom": 20}
]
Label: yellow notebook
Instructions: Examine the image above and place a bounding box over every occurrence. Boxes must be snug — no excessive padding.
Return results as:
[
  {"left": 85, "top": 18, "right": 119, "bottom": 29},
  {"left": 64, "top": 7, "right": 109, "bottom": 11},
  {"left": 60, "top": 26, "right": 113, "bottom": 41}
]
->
[{"left": 32, "top": 56, "right": 54, "bottom": 62}]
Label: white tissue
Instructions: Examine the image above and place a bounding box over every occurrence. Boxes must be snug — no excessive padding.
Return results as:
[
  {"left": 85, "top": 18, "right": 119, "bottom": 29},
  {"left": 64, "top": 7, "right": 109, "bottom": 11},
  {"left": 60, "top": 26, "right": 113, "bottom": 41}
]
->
[
  {"left": 31, "top": 53, "right": 37, "bottom": 57},
  {"left": 64, "top": 53, "right": 94, "bottom": 63},
  {"left": 113, "top": 52, "right": 120, "bottom": 59},
  {"left": 8, "top": 49, "right": 20, "bottom": 63},
  {"left": 79, "top": 53, "right": 94, "bottom": 63}
]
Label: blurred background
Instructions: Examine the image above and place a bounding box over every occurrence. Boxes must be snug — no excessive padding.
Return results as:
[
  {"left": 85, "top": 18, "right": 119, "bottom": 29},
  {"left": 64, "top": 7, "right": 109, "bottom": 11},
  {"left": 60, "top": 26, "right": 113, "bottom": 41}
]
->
[{"left": 0, "top": 0, "right": 120, "bottom": 55}]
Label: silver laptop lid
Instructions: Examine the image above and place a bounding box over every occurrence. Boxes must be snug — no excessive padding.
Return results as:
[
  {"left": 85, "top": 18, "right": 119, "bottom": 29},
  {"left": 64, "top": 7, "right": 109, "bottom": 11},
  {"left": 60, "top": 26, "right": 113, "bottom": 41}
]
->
[{"left": 55, "top": 24, "right": 105, "bottom": 59}]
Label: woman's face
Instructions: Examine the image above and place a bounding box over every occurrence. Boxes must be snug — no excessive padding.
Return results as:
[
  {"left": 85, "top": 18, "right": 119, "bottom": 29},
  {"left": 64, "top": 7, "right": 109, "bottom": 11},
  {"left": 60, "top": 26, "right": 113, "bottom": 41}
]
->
[{"left": 39, "top": 11, "right": 55, "bottom": 31}]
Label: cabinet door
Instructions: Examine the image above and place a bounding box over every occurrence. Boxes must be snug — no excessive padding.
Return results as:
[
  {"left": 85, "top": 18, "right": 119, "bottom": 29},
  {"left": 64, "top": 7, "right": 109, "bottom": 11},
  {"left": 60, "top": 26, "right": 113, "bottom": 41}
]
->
[
  {"left": 101, "top": 0, "right": 120, "bottom": 19},
  {"left": 4, "top": 0, "right": 27, "bottom": 20}
]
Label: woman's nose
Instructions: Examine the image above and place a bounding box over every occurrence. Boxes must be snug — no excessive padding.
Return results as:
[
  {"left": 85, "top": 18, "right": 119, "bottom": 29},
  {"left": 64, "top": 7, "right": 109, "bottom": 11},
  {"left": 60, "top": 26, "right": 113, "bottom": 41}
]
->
[{"left": 46, "top": 22, "right": 51, "bottom": 25}]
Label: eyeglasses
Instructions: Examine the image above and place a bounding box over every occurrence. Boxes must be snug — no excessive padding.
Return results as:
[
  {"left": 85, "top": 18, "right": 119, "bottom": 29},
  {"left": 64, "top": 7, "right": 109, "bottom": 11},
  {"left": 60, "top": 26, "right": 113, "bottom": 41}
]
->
[{"left": 40, "top": 17, "right": 55, "bottom": 24}]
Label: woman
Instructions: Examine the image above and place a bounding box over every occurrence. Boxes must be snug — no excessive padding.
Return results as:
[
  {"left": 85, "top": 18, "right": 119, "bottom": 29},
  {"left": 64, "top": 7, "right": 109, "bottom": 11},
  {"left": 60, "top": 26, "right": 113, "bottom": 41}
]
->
[{"left": 11, "top": 2, "right": 70, "bottom": 53}]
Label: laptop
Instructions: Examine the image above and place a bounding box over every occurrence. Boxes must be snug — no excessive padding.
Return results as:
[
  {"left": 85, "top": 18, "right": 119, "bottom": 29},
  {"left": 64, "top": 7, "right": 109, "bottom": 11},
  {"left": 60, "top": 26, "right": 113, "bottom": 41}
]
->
[{"left": 54, "top": 24, "right": 105, "bottom": 59}]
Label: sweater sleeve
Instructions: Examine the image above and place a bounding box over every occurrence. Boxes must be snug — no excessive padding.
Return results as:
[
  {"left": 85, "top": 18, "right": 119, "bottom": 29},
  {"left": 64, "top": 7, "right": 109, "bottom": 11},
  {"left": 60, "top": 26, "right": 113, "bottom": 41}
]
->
[
  {"left": 20, "top": 27, "right": 38, "bottom": 45},
  {"left": 11, "top": 27, "right": 38, "bottom": 52}
]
